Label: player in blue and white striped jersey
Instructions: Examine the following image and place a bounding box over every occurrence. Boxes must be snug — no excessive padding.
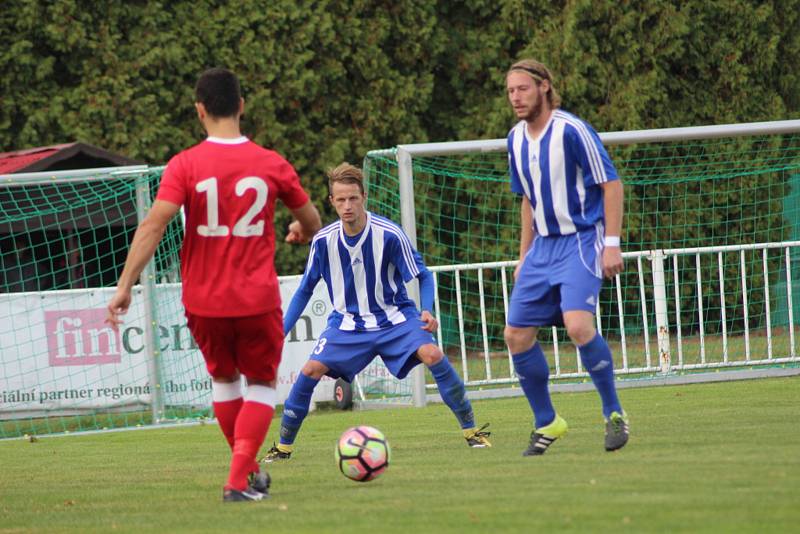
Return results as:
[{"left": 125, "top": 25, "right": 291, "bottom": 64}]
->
[
  {"left": 292, "top": 210, "right": 427, "bottom": 333},
  {"left": 262, "top": 163, "right": 490, "bottom": 461},
  {"left": 504, "top": 59, "right": 629, "bottom": 456}
]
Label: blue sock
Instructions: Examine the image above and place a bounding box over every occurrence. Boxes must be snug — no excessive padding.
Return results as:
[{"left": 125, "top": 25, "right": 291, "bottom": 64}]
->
[
  {"left": 512, "top": 343, "right": 556, "bottom": 429},
  {"left": 578, "top": 333, "right": 622, "bottom": 418},
  {"left": 428, "top": 358, "right": 475, "bottom": 429},
  {"left": 279, "top": 373, "right": 319, "bottom": 446}
]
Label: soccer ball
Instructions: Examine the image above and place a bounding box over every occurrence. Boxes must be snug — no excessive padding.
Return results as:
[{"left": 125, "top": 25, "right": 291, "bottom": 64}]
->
[{"left": 335, "top": 426, "right": 390, "bottom": 482}]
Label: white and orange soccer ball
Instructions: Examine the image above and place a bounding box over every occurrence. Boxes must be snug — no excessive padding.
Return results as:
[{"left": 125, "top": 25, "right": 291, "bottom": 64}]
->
[{"left": 335, "top": 426, "right": 390, "bottom": 482}]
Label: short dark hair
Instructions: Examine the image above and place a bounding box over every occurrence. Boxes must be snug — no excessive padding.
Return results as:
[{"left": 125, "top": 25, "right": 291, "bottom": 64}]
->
[
  {"left": 327, "top": 163, "right": 365, "bottom": 196},
  {"left": 194, "top": 68, "right": 241, "bottom": 118}
]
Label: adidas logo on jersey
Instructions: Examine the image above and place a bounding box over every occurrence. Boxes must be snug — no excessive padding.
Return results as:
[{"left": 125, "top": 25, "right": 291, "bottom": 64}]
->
[
  {"left": 585, "top": 295, "right": 596, "bottom": 306},
  {"left": 351, "top": 257, "right": 363, "bottom": 266}
]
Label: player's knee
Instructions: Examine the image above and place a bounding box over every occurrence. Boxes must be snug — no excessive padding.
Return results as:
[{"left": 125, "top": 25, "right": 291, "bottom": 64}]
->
[
  {"left": 565, "top": 323, "right": 595, "bottom": 346},
  {"left": 301, "top": 360, "right": 328, "bottom": 380},
  {"left": 504, "top": 326, "right": 534, "bottom": 354},
  {"left": 416, "top": 344, "right": 443, "bottom": 366}
]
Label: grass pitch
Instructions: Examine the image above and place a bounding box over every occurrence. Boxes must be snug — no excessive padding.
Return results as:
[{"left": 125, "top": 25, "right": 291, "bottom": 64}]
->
[{"left": 1, "top": 377, "right": 798, "bottom": 533}]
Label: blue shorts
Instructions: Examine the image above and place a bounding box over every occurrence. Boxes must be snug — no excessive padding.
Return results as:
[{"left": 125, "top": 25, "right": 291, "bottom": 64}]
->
[
  {"left": 309, "top": 318, "right": 436, "bottom": 382},
  {"left": 507, "top": 227, "right": 603, "bottom": 328}
]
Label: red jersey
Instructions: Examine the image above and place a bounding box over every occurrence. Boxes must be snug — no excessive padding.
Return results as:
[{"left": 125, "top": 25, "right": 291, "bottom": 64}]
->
[{"left": 156, "top": 137, "right": 310, "bottom": 317}]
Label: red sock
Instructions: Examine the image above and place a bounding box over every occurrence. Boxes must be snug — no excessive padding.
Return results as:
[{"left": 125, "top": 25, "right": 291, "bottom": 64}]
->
[
  {"left": 213, "top": 398, "right": 243, "bottom": 449},
  {"left": 226, "top": 400, "right": 275, "bottom": 491}
]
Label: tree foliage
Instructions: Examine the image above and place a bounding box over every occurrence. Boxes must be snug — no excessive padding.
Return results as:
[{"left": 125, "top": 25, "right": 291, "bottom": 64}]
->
[{"left": 2, "top": 0, "right": 799, "bottom": 274}]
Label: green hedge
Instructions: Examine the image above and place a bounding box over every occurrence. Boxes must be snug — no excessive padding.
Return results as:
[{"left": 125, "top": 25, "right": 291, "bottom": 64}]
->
[{"left": 2, "top": 0, "right": 799, "bottom": 274}]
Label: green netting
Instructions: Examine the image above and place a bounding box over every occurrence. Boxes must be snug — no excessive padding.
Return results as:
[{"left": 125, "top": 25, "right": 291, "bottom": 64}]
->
[
  {"left": 363, "top": 132, "right": 800, "bottom": 386},
  {"left": 0, "top": 168, "right": 207, "bottom": 439}
]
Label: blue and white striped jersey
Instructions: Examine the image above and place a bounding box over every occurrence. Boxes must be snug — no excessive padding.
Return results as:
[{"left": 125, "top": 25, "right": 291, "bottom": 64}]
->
[
  {"left": 296, "top": 212, "right": 427, "bottom": 331},
  {"left": 507, "top": 109, "right": 619, "bottom": 237}
]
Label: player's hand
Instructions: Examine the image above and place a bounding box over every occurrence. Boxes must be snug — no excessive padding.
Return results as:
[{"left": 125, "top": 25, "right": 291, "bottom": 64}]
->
[
  {"left": 420, "top": 310, "right": 438, "bottom": 332},
  {"left": 106, "top": 288, "right": 132, "bottom": 331},
  {"left": 285, "top": 220, "right": 312, "bottom": 245},
  {"left": 602, "top": 246, "right": 624, "bottom": 279}
]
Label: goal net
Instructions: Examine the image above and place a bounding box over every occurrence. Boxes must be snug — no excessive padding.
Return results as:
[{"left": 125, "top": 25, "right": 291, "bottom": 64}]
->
[
  {"left": 360, "top": 121, "right": 800, "bottom": 402},
  {"left": 0, "top": 167, "right": 207, "bottom": 438}
]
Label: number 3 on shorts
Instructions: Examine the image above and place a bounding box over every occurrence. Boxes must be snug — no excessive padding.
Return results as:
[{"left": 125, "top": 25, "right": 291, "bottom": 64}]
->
[{"left": 313, "top": 337, "right": 328, "bottom": 355}]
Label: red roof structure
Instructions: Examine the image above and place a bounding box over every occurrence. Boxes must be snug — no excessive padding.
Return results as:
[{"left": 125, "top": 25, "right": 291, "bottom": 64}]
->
[{"left": 0, "top": 142, "right": 141, "bottom": 174}]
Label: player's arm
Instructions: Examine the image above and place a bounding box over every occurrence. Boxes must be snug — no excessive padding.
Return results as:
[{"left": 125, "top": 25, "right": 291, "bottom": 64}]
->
[
  {"left": 416, "top": 267, "right": 438, "bottom": 333},
  {"left": 283, "top": 240, "right": 323, "bottom": 335},
  {"left": 285, "top": 200, "right": 322, "bottom": 244},
  {"left": 106, "top": 199, "right": 181, "bottom": 328},
  {"left": 515, "top": 195, "right": 535, "bottom": 280},
  {"left": 508, "top": 133, "right": 534, "bottom": 280},
  {"left": 600, "top": 179, "right": 624, "bottom": 278},
  {"left": 391, "top": 231, "right": 439, "bottom": 333},
  {"left": 402, "top": 245, "right": 438, "bottom": 333},
  {"left": 568, "top": 122, "right": 623, "bottom": 278},
  {"left": 283, "top": 283, "right": 316, "bottom": 336}
]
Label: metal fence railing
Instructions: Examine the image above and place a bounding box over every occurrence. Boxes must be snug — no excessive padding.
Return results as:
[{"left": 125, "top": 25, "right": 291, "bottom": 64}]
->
[{"left": 426, "top": 241, "right": 800, "bottom": 391}]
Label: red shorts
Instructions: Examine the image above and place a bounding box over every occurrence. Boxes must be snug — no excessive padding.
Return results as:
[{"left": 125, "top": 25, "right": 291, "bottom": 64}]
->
[{"left": 186, "top": 310, "right": 284, "bottom": 382}]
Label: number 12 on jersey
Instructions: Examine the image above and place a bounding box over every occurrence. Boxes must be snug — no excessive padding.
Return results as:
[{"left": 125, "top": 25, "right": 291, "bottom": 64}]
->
[{"left": 195, "top": 177, "right": 269, "bottom": 237}]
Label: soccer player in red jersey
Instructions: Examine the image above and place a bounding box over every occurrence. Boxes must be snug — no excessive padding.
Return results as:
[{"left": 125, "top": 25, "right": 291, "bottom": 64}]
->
[{"left": 106, "top": 68, "right": 321, "bottom": 502}]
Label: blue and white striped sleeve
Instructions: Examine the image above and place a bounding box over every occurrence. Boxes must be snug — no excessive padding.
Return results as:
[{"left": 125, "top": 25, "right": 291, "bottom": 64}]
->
[
  {"left": 567, "top": 120, "right": 619, "bottom": 186},
  {"left": 387, "top": 229, "right": 422, "bottom": 284},
  {"left": 393, "top": 240, "right": 434, "bottom": 312},
  {"left": 508, "top": 129, "right": 524, "bottom": 195},
  {"left": 283, "top": 238, "right": 324, "bottom": 335}
]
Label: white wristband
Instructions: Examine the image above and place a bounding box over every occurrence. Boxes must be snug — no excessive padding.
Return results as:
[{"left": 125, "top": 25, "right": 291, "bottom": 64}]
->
[{"left": 604, "top": 236, "right": 621, "bottom": 247}]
